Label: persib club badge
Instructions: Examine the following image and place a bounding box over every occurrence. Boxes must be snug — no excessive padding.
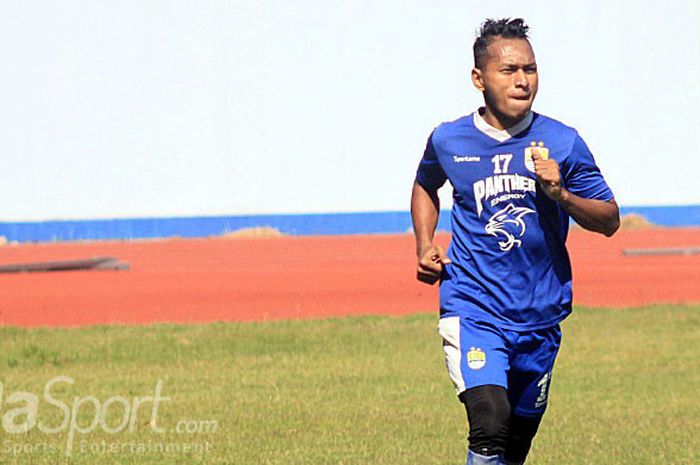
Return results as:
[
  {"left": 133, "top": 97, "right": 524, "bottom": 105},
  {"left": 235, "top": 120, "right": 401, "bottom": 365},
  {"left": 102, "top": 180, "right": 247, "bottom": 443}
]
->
[
  {"left": 467, "top": 347, "right": 486, "bottom": 370},
  {"left": 524, "top": 141, "right": 549, "bottom": 172}
]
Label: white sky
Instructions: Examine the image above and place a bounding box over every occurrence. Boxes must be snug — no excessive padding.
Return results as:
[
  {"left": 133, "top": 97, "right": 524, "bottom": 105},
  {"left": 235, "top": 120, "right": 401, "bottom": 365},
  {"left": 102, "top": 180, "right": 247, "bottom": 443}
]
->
[{"left": 0, "top": 1, "right": 698, "bottom": 220}]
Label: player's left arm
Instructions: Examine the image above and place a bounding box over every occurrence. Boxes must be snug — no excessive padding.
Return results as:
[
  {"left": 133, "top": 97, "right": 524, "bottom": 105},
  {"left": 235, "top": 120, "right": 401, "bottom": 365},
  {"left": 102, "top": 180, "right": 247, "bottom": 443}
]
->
[{"left": 532, "top": 149, "right": 620, "bottom": 237}]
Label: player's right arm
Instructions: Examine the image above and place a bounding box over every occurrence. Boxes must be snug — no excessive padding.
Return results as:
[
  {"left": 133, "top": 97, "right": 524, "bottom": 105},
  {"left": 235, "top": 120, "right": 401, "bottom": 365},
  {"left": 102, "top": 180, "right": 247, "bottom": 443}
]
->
[
  {"left": 412, "top": 131, "right": 452, "bottom": 285},
  {"left": 411, "top": 180, "right": 451, "bottom": 285}
]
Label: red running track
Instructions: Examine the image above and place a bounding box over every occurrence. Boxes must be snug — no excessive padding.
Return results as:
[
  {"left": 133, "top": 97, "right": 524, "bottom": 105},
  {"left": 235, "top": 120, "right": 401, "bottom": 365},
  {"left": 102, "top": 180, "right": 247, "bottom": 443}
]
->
[{"left": 1, "top": 229, "right": 699, "bottom": 327}]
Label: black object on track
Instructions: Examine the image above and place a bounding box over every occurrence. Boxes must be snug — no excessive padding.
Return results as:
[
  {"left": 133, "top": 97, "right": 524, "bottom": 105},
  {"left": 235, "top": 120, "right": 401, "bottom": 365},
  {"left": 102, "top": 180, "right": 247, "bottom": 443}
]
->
[{"left": 0, "top": 256, "right": 129, "bottom": 273}]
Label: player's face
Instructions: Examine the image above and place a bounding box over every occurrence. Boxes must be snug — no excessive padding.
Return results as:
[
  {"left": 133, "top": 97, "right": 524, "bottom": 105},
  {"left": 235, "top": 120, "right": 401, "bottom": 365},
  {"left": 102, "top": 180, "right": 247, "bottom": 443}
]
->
[{"left": 472, "top": 37, "right": 538, "bottom": 129}]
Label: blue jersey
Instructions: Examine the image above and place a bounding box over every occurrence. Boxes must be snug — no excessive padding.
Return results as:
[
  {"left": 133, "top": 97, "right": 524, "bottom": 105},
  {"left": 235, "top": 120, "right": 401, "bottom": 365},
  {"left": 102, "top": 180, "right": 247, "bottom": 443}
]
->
[{"left": 416, "top": 111, "right": 613, "bottom": 330}]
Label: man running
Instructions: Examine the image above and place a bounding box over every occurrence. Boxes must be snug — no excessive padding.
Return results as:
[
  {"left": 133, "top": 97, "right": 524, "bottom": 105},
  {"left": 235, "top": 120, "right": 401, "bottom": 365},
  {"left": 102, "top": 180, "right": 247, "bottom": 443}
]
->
[{"left": 411, "top": 17, "right": 619, "bottom": 465}]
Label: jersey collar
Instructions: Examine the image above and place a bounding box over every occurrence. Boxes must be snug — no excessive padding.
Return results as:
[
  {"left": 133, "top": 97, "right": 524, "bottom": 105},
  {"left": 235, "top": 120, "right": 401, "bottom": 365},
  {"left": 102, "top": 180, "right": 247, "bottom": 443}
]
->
[{"left": 473, "top": 108, "right": 533, "bottom": 143}]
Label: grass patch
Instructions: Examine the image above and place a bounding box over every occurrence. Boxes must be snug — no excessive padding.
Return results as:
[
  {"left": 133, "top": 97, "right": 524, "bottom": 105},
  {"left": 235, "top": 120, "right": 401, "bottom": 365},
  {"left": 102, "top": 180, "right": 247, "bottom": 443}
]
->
[{"left": 0, "top": 305, "right": 698, "bottom": 464}]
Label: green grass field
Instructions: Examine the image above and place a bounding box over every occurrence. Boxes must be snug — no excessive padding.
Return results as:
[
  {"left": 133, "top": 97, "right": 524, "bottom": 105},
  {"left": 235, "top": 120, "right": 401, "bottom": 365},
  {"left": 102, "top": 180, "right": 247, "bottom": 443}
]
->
[{"left": 0, "top": 305, "right": 698, "bottom": 464}]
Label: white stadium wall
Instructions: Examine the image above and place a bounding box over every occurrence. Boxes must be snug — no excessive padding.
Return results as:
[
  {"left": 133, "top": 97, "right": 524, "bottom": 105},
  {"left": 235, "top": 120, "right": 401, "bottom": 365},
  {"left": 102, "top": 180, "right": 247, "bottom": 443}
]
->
[{"left": 0, "top": 1, "right": 698, "bottom": 221}]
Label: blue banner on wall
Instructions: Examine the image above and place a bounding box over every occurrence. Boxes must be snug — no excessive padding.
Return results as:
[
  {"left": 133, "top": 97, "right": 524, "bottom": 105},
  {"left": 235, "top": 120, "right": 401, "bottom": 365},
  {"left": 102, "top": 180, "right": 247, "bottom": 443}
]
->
[{"left": 0, "top": 206, "right": 698, "bottom": 243}]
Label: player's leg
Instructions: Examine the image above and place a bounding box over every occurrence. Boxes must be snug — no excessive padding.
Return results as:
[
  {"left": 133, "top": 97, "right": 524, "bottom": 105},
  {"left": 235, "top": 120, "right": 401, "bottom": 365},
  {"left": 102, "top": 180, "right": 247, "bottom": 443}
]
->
[
  {"left": 505, "top": 324, "right": 562, "bottom": 464},
  {"left": 459, "top": 389, "right": 540, "bottom": 465},
  {"left": 503, "top": 413, "right": 542, "bottom": 465},
  {"left": 437, "top": 317, "right": 511, "bottom": 465},
  {"left": 458, "top": 385, "right": 510, "bottom": 463}
]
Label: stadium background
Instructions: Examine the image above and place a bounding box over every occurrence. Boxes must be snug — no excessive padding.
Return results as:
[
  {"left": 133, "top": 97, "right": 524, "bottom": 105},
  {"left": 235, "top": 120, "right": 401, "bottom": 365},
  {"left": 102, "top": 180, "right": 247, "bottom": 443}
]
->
[{"left": 0, "top": 1, "right": 698, "bottom": 229}]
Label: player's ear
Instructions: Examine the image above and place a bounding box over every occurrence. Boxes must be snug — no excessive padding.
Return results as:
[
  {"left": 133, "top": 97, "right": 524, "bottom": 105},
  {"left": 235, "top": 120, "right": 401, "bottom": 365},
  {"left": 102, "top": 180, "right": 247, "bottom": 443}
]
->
[{"left": 471, "top": 67, "right": 485, "bottom": 92}]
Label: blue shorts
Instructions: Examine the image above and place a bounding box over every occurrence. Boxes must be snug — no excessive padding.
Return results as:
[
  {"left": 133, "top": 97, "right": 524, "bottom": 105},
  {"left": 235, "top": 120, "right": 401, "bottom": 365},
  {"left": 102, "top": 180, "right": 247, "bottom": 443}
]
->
[{"left": 437, "top": 316, "right": 562, "bottom": 417}]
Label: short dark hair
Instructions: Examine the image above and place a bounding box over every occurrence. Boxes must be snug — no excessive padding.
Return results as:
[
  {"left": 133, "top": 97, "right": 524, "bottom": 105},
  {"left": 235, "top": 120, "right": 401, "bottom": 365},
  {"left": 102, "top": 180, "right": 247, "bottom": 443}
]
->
[{"left": 473, "top": 18, "right": 530, "bottom": 69}]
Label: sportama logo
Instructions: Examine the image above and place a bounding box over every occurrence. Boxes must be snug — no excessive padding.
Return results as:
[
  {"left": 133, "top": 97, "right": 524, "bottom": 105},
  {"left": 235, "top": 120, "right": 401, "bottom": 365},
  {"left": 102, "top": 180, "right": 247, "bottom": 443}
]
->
[{"left": 485, "top": 203, "right": 535, "bottom": 251}]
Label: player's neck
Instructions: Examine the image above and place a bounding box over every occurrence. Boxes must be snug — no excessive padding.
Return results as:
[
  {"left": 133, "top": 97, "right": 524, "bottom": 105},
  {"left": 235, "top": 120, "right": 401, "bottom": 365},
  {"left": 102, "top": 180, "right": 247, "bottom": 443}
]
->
[{"left": 479, "top": 107, "right": 528, "bottom": 131}]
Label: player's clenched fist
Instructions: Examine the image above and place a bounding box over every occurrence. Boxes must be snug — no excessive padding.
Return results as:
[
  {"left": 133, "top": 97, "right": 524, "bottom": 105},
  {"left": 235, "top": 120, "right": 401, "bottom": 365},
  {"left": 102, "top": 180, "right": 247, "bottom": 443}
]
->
[
  {"left": 416, "top": 244, "right": 452, "bottom": 285},
  {"left": 531, "top": 148, "right": 566, "bottom": 202}
]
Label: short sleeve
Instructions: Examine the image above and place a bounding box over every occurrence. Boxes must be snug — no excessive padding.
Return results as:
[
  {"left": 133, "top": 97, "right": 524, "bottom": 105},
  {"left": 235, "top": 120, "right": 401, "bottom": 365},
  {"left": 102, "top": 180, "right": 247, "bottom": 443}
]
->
[
  {"left": 562, "top": 134, "right": 614, "bottom": 201},
  {"left": 415, "top": 133, "right": 447, "bottom": 191}
]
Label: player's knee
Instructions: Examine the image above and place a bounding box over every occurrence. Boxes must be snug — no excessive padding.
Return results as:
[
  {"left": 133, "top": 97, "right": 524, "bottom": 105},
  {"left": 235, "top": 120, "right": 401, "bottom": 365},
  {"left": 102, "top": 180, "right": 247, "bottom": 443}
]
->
[
  {"left": 504, "top": 414, "right": 542, "bottom": 464},
  {"left": 460, "top": 385, "right": 510, "bottom": 456}
]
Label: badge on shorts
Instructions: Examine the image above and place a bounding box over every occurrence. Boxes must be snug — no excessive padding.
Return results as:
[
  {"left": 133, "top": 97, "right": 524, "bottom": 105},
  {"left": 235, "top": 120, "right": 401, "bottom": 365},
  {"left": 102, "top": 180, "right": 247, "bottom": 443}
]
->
[
  {"left": 524, "top": 141, "right": 549, "bottom": 172},
  {"left": 467, "top": 347, "right": 486, "bottom": 370}
]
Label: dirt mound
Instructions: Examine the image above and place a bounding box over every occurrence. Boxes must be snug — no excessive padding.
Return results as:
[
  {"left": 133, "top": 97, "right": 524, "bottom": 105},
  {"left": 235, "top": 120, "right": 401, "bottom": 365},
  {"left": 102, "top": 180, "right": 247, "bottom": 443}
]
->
[
  {"left": 221, "top": 227, "right": 285, "bottom": 238},
  {"left": 571, "top": 213, "right": 656, "bottom": 231},
  {"left": 619, "top": 213, "right": 655, "bottom": 230}
]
